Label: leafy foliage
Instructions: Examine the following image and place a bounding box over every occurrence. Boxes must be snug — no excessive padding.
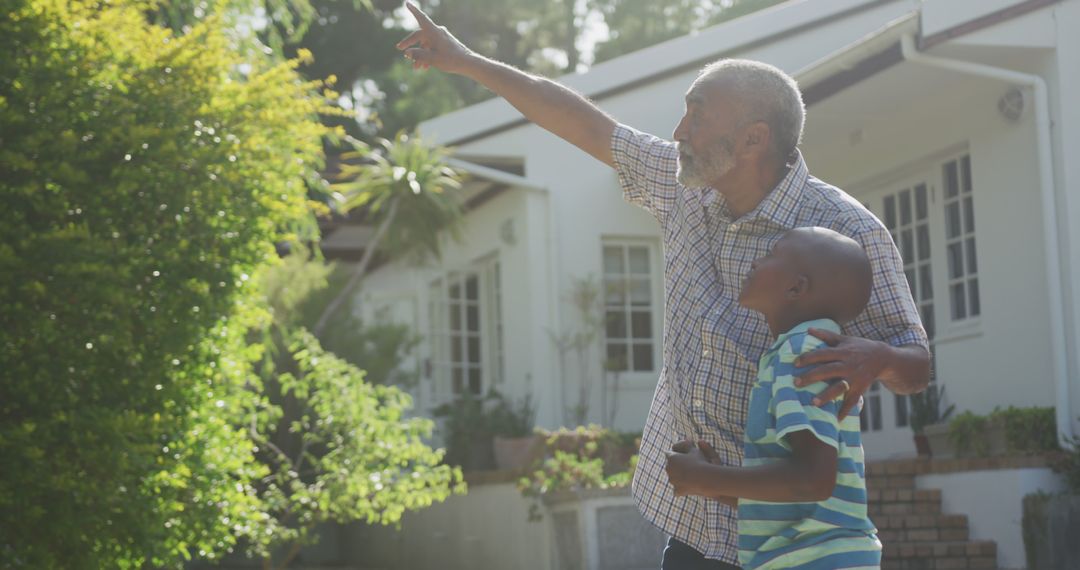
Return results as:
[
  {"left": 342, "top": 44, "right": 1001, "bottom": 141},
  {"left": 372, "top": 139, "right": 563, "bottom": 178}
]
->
[
  {"left": 908, "top": 383, "right": 955, "bottom": 434},
  {"left": 517, "top": 425, "right": 639, "bottom": 521},
  {"left": 0, "top": 1, "right": 461, "bottom": 567}
]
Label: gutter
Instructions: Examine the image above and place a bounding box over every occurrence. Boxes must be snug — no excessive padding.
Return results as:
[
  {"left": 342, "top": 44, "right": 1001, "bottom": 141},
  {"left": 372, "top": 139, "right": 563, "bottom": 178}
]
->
[
  {"left": 444, "top": 157, "right": 547, "bottom": 193},
  {"left": 899, "top": 33, "right": 1074, "bottom": 449}
]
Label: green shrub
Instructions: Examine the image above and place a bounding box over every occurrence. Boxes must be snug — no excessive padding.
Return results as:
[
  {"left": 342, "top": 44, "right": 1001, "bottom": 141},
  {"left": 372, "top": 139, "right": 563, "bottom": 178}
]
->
[
  {"left": 0, "top": 1, "right": 462, "bottom": 567},
  {"left": 517, "top": 425, "right": 639, "bottom": 521}
]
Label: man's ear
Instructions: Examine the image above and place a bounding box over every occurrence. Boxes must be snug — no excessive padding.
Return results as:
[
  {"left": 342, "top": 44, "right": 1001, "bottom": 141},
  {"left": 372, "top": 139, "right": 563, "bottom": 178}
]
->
[
  {"left": 741, "top": 121, "right": 772, "bottom": 157},
  {"left": 786, "top": 274, "right": 809, "bottom": 300}
]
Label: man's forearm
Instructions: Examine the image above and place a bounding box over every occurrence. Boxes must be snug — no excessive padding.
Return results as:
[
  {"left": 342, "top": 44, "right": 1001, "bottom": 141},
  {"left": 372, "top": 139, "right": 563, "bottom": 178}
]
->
[
  {"left": 878, "top": 344, "right": 931, "bottom": 395},
  {"left": 459, "top": 55, "right": 616, "bottom": 165}
]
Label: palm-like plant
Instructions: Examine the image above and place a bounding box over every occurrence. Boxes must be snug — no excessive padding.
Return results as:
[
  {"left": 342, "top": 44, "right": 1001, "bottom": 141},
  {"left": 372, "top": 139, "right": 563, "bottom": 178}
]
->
[{"left": 312, "top": 132, "right": 463, "bottom": 336}]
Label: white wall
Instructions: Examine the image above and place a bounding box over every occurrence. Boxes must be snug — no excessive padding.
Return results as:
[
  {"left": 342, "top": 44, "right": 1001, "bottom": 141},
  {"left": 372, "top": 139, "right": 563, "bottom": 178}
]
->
[
  {"left": 345, "top": 482, "right": 552, "bottom": 570},
  {"left": 916, "top": 468, "right": 1066, "bottom": 569}
]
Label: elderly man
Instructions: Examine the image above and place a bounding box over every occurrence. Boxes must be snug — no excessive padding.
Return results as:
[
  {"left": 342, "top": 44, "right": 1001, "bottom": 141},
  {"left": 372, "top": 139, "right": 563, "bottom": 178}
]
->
[{"left": 397, "top": 4, "right": 930, "bottom": 569}]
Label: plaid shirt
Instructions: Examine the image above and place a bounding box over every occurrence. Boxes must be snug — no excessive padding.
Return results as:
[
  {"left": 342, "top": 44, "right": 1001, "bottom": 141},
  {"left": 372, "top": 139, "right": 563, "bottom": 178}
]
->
[{"left": 611, "top": 124, "right": 929, "bottom": 564}]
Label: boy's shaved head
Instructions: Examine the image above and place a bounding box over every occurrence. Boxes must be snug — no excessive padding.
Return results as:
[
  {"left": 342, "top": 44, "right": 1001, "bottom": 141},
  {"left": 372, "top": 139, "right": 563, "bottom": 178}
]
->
[{"left": 781, "top": 227, "right": 873, "bottom": 324}]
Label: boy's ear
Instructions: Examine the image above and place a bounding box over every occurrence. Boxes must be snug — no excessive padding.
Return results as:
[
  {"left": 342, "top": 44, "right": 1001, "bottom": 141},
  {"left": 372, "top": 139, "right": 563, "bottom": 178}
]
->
[{"left": 786, "top": 274, "right": 809, "bottom": 300}]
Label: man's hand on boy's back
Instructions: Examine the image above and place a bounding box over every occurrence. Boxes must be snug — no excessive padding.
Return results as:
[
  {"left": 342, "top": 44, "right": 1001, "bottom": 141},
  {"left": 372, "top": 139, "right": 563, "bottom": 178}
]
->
[{"left": 793, "top": 327, "right": 931, "bottom": 419}]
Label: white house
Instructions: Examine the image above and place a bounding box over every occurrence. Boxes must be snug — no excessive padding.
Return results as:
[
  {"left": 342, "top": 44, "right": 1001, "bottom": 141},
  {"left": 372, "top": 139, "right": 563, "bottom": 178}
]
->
[{"left": 337, "top": 0, "right": 1080, "bottom": 567}]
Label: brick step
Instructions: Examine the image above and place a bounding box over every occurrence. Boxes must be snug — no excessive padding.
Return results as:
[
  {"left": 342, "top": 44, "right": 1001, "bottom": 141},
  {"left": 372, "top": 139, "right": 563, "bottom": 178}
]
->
[
  {"left": 870, "top": 499, "right": 942, "bottom": 516},
  {"left": 875, "top": 513, "right": 967, "bottom": 531},
  {"left": 868, "top": 488, "right": 941, "bottom": 505},
  {"left": 878, "top": 525, "right": 969, "bottom": 543},
  {"left": 882, "top": 540, "right": 997, "bottom": 569},
  {"left": 866, "top": 474, "right": 917, "bottom": 490}
]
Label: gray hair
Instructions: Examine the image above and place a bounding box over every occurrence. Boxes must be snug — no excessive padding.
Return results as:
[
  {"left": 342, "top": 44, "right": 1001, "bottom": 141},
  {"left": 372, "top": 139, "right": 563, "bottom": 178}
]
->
[{"left": 693, "top": 59, "right": 805, "bottom": 159}]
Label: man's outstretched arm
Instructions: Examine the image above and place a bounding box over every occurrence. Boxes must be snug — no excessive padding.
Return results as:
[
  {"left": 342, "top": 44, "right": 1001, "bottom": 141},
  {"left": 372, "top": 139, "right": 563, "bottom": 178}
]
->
[{"left": 396, "top": 2, "right": 617, "bottom": 166}]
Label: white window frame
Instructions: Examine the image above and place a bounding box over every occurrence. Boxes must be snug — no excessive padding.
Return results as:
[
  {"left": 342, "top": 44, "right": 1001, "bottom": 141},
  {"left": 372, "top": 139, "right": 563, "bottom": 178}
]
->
[
  {"left": 600, "top": 238, "right": 662, "bottom": 379},
  {"left": 426, "top": 255, "right": 504, "bottom": 402}
]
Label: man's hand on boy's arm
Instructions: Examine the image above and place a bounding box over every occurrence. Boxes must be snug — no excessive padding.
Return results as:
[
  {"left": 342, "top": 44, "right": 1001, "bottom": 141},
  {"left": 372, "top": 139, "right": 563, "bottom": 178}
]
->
[
  {"left": 793, "top": 328, "right": 931, "bottom": 419},
  {"left": 666, "top": 434, "right": 837, "bottom": 504}
]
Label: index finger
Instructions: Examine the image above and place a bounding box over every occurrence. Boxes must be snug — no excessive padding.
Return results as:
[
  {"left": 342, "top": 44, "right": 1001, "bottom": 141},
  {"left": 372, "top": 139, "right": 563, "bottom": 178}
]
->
[
  {"left": 794, "top": 346, "right": 843, "bottom": 368},
  {"left": 406, "top": 2, "right": 437, "bottom": 30}
]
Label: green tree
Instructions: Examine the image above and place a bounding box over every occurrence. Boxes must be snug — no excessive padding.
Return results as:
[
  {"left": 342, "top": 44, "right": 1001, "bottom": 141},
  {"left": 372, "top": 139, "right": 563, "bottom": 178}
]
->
[
  {"left": 0, "top": 1, "right": 461, "bottom": 567},
  {"left": 311, "top": 132, "right": 464, "bottom": 337}
]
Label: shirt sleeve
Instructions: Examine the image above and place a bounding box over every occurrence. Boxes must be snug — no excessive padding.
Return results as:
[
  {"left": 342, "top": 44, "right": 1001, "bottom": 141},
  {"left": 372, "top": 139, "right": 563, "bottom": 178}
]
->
[
  {"left": 845, "top": 222, "right": 931, "bottom": 351},
  {"left": 771, "top": 333, "right": 842, "bottom": 450},
  {"left": 610, "top": 123, "right": 680, "bottom": 227}
]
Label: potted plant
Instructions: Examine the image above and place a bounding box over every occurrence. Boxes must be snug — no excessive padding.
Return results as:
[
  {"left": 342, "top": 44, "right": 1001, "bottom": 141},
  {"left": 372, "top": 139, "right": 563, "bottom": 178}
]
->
[
  {"left": 909, "top": 383, "right": 955, "bottom": 457},
  {"left": 432, "top": 393, "right": 496, "bottom": 471},
  {"left": 488, "top": 391, "right": 542, "bottom": 471}
]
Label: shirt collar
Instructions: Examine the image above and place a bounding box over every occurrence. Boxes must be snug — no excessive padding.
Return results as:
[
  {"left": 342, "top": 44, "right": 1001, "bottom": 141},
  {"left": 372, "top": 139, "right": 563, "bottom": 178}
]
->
[
  {"left": 705, "top": 150, "right": 809, "bottom": 228},
  {"left": 767, "top": 317, "right": 841, "bottom": 353}
]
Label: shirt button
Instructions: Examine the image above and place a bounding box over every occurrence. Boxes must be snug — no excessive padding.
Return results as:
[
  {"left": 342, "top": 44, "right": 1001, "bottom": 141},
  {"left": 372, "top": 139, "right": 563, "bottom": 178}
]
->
[
  {"left": 702, "top": 349, "right": 711, "bottom": 358},
  {"left": 693, "top": 399, "right": 704, "bottom": 408},
  {"left": 729, "top": 224, "right": 739, "bottom": 231}
]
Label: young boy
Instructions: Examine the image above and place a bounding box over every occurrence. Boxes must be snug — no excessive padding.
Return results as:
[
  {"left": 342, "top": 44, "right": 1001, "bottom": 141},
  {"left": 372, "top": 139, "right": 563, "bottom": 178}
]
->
[{"left": 665, "top": 226, "right": 881, "bottom": 569}]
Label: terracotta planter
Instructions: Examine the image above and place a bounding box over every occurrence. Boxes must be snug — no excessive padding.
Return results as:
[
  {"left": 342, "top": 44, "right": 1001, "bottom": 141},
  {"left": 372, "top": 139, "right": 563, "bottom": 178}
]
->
[
  {"left": 493, "top": 434, "right": 544, "bottom": 471},
  {"left": 923, "top": 422, "right": 954, "bottom": 458},
  {"left": 924, "top": 420, "right": 1010, "bottom": 459},
  {"left": 913, "top": 433, "right": 931, "bottom": 457}
]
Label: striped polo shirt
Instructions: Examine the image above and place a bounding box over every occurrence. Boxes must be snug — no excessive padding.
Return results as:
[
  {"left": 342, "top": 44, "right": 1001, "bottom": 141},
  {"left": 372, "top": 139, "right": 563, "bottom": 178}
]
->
[{"left": 739, "top": 318, "right": 880, "bottom": 570}]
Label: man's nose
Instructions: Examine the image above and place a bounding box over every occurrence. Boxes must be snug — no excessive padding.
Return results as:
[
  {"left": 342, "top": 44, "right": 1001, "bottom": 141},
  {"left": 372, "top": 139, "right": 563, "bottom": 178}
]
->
[{"left": 673, "top": 115, "right": 688, "bottom": 142}]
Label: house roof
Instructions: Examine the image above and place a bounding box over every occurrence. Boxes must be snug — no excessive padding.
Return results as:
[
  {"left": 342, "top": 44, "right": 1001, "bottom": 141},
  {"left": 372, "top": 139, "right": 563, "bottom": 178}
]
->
[{"left": 419, "top": 0, "right": 898, "bottom": 146}]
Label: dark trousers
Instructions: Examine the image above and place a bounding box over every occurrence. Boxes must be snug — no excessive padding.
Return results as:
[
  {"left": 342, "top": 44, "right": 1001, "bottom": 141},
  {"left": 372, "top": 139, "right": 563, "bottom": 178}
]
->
[{"left": 661, "top": 537, "right": 742, "bottom": 570}]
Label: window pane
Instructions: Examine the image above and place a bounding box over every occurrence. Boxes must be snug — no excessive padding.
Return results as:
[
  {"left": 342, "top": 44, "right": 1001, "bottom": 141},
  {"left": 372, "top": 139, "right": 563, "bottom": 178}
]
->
[
  {"left": 884, "top": 196, "right": 896, "bottom": 229},
  {"left": 860, "top": 404, "right": 869, "bottom": 433},
  {"left": 452, "top": 367, "right": 463, "bottom": 394},
  {"left": 629, "top": 278, "right": 651, "bottom": 306},
  {"left": 468, "top": 337, "right": 481, "bottom": 364},
  {"left": 465, "top": 276, "right": 478, "bottom": 300},
  {"left": 952, "top": 283, "right": 967, "bottom": 320},
  {"left": 628, "top": 246, "right": 649, "bottom": 274},
  {"left": 920, "top": 264, "right": 933, "bottom": 301},
  {"left": 915, "top": 184, "right": 928, "bottom": 220},
  {"left": 451, "top": 337, "right": 463, "bottom": 362},
  {"left": 603, "top": 246, "right": 624, "bottom": 274},
  {"left": 466, "top": 305, "right": 479, "bottom": 332},
  {"left": 633, "top": 343, "right": 654, "bottom": 371},
  {"left": 961, "top": 155, "right": 973, "bottom": 193},
  {"left": 606, "top": 343, "right": 628, "bottom": 371},
  {"left": 948, "top": 243, "right": 964, "bottom": 279},
  {"left": 917, "top": 225, "right": 930, "bottom": 261},
  {"left": 895, "top": 394, "right": 909, "bottom": 427},
  {"left": 946, "top": 203, "right": 961, "bottom": 239},
  {"left": 449, "top": 282, "right": 461, "bottom": 300},
  {"left": 606, "top": 311, "right": 627, "bottom": 339},
  {"left": 966, "top": 238, "right": 978, "bottom": 275},
  {"left": 964, "top": 197, "right": 975, "bottom": 234},
  {"left": 969, "top": 279, "right": 981, "bottom": 317},
  {"left": 604, "top": 279, "right": 625, "bottom": 305},
  {"left": 945, "top": 161, "right": 959, "bottom": 198},
  {"left": 900, "top": 189, "right": 912, "bottom": 226},
  {"left": 631, "top": 311, "right": 652, "bottom": 339},
  {"left": 901, "top": 229, "right": 914, "bottom": 264},
  {"left": 450, "top": 303, "right": 462, "bottom": 330},
  {"left": 871, "top": 394, "right": 882, "bottom": 431},
  {"left": 921, "top": 304, "right": 935, "bottom": 339},
  {"left": 468, "top": 368, "right": 481, "bottom": 395}
]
